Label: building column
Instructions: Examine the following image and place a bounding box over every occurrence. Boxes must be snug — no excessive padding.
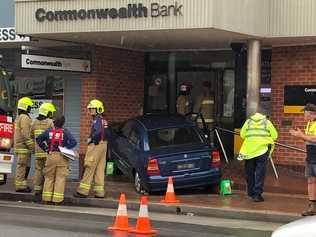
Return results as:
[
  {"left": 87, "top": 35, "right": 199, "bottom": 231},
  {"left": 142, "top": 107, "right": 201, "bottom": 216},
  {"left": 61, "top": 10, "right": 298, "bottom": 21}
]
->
[
  {"left": 247, "top": 39, "right": 261, "bottom": 116},
  {"left": 168, "top": 52, "right": 176, "bottom": 114}
]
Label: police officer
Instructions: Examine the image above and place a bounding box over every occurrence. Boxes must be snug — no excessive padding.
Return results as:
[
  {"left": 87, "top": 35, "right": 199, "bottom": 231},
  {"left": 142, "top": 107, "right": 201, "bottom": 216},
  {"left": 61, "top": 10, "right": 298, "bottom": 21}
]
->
[
  {"left": 31, "top": 103, "right": 56, "bottom": 196},
  {"left": 238, "top": 111, "right": 278, "bottom": 202},
  {"left": 36, "top": 116, "right": 77, "bottom": 205},
  {"left": 176, "top": 82, "right": 192, "bottom": 115},
  {"left": 14, "top": 97, "right": 34, "bottom": 192},
  {"left": 290, "top": 103, "right": 316, "bottom": 216},
  {"left": 74, "top": 99, "right": 109, "bottom": 198}
]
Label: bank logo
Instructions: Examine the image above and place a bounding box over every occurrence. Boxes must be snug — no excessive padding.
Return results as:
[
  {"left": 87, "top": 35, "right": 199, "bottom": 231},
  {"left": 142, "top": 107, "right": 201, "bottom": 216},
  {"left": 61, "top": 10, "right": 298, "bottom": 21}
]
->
[{"left": 35, "top": 2, "right": 183, "bottom": 22}]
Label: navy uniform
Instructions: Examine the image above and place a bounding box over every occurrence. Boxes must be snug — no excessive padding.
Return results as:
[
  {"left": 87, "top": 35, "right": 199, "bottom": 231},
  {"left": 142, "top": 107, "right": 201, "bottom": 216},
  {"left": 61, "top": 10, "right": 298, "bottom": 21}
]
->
[
  {"left": 75, "top": 99, "right": 109, "bottom": 198},
  {"left": 36, "top": 122, "right": 77, "bottom": 204}
]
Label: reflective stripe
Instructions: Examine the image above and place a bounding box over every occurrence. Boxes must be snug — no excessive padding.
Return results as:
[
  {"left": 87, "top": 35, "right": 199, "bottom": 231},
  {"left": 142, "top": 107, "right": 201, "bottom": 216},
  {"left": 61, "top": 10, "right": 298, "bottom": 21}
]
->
[
  {"left": 53, "top": 192, "right": 64, "bottom": 197},
  {"left": 35, "top": 152, "right": 48, "bottom": 158},
  {"left": 42, "top": 192, "right": 53, "bottom": 197},
  {"left": 245, "top": 128, "right": 269, "bottom": 132},
  {"left": 34, "top": 185, "right": 42, "bottom": 191},
  {"left": 15, "top": 148, "right": 31, "bottom": 154},
  {"left": 245, "top": 134, "right": 271, "bottom": 138},
  {"left": 25, "top": 139, "right": 33, "bottom": 145},
  {"left": 197, "top": 118, "right": 214, "bottom": 123},
  {"left": 202, "top": 100, "right": 214, "bottom": 105},
  {"left": 80, "top": 182, "right": 90, "bottom": 190},
  {"left": 15, "top": 180, "right": 26, "bottom": 185},
  {"left": 93, "top": 185, "right": 104, "bottom": 191},
  {"left": 34, "top": 129, "right": 45, "bottom": 136}
]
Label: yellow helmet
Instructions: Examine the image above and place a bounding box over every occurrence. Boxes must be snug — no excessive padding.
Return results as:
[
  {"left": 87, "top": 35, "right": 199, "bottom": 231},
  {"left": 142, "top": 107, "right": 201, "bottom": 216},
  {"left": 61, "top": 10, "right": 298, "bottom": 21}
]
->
[
  {"left": 39, "top": 103, "right": 56, "bottom": 117},
  {"left": 17, "top": 97, "right": 33, "bottom": 111},
  {"left": 87, "top": 99, "right": 104, "bottom": 114}
]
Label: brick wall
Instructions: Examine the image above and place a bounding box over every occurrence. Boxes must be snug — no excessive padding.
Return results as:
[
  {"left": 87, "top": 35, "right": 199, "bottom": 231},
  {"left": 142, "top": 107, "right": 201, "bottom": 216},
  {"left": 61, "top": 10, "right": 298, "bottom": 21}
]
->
[
  {"left": 80, "top": 46, "right": 145, "bottom": 155},
  {"left": 271, "top": 46, "right": 316, "bottom": 167}
]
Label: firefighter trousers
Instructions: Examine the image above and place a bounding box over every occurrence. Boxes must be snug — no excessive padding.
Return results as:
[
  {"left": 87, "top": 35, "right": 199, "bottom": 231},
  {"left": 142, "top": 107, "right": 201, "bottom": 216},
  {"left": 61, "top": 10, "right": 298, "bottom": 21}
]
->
[
  {"left": 33, "top": 158, "right": 47, "bottom": 194},
  {"left": 15, "top": 153, "right": 31, "bottom": 190},
  {"left": 42, "top": 152, "right": 69, "bottom": 203},
  {"left": 77, "top": 142, "right": 107, "bottom": 197}
]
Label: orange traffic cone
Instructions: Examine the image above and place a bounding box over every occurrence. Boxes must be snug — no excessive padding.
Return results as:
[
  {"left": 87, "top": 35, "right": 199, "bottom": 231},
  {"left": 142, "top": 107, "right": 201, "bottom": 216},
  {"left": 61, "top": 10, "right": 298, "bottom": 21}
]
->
[
  {"left": 129, "top": 196, "right": 158, "bottom": 235},
  {"left": 160, "top": 177, "right": 180, "bottom": 204},
  {"left": 107, "top": 193, "right": 131, "bottom": 232}
]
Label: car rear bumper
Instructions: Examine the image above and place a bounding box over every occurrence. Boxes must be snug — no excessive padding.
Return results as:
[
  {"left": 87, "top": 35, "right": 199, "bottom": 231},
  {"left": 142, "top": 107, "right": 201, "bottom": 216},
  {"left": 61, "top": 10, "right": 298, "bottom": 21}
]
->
[{"left": 145, "top": 168, "right": 222, "bottom": 192}]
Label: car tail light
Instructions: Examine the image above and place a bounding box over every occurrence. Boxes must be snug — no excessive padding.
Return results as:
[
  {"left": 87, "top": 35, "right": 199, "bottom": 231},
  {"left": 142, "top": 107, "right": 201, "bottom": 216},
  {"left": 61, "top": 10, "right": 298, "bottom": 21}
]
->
[
  {"left": 147, "top": 158, "right": 160, "bottom": 175},
  {"left": 211, "top": 151, "right": 221, "bottom": 168}
]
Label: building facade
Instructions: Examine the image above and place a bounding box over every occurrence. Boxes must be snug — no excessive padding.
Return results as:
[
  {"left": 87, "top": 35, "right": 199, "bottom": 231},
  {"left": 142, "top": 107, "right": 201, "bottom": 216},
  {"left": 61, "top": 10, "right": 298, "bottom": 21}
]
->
[{"left": 14, "top": 0, "right": 316, "bottom": 176}]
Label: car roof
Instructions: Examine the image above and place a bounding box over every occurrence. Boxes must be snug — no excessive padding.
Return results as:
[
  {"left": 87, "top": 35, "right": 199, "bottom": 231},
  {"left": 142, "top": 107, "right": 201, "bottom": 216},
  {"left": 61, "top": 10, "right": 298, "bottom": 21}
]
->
[{"left": 135, "top": 113, "right": 195, "bottom": 131}]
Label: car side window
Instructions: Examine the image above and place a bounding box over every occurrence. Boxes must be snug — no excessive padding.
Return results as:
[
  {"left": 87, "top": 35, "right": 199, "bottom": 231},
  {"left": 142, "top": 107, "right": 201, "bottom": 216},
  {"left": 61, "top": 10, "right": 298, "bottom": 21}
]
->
[
  {"left": 121, "top": 121, "right": 133, "bottom": 138},
  {"left": 128, "top": 127, "right": 141, "bottom": 150}
]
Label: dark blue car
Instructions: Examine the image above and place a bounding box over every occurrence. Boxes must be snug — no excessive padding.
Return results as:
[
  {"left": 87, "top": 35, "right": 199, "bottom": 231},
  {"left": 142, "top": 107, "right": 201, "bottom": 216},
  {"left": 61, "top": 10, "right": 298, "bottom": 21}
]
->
[{"left": 108, "top": 114, "right": 222, "bottom": 193}]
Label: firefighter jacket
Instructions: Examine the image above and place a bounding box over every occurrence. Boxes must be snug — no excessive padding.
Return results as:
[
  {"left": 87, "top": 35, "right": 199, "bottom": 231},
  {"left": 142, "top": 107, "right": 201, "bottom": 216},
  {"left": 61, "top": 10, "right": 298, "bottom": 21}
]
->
[
  {"left": 14, "top": 113, "right": 34, "bottom": 154},
  {"left": 239, "top": 113, "right": 278, "bottom": 160},
  {"left": 31, "top": 118, "right": 54, "bottom": 158},
  {"left": 36, "top": 128, "right": 77, "bottom": 153},
  {"left": 176, "top": 95, "right": 191, "bottom": 115},
  {"left": 88, "top": 115, "right": 110, "bottom": 145},
  {"left": 305, "top": 120, "right": 316, "bottom": 164},
  {"left": 194, "top": 94, "right": 215, "bottom": 123}
]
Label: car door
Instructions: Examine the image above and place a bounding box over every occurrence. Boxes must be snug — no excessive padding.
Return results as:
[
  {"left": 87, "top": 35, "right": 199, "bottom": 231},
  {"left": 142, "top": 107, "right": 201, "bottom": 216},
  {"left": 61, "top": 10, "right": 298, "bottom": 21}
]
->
[
  {"left": 114, "top": 121, "right": 134, "bottom": 178},
  {"left": 126, "top": 126, "right": 143, "bottom": 173}
]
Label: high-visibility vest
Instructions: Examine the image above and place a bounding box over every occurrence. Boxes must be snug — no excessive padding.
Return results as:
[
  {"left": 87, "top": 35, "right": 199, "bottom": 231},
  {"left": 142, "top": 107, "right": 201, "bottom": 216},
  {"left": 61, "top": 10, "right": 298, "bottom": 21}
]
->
[{"left": 305, "top": 120, "right": 316, "bottom": 163}]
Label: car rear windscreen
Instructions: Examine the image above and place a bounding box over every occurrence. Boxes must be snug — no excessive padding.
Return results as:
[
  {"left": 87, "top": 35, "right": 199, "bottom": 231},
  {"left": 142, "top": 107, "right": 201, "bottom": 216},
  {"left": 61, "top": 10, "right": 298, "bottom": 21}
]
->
[{"left": 148, "top": 127, "right": 202, "bottom": 149}]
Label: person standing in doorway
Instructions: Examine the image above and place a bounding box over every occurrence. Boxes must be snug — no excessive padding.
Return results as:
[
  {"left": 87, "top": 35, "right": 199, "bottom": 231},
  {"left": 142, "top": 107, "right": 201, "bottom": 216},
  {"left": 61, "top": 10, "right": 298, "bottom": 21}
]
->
[
  {"left": 36, "top": 115, "right": 77, "bottom": 205},
  {"left": 238, "top": 110, "right": 278, "bottom": 202},
  {"left": 31, "top": 102, "right": 56, "bottom": 197},
  {"left": 290, "top": 103, "right": 316, "bottom": 216},
  {"left": 74, "top": 99, "right": 110, "bottom": 198},
  {"left": 14, "top": 97, "right": 34, "bottom": 192},
  {"left": 194, "top": 81, "right": 215, "bottom": 141},
  {"left": 176, "top": 82, "right": 192, "bottom": 115}
]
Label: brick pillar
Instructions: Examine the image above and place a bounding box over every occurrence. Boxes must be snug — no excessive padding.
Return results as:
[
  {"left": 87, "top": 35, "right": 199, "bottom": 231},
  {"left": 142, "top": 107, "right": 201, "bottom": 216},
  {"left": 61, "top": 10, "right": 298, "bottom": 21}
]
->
[
  {"left": 79, "top": 46, "right": 144, "bottom": 177},
  {"left": 271, "top": 45, "right": 316, "bottom": 171}
]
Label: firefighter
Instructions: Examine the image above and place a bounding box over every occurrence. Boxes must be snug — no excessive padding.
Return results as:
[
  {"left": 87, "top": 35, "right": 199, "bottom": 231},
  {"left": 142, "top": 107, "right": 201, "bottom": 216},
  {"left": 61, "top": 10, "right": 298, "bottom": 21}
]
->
[
  {"left": 31, "top": 102, "right": 56, "bottom": 196},
  {"left": 14, "top": 97, "right": 34, "bottom": 192},
  {"left": 238, "top": 111, "right": 278, "bottom": 202},
  {"left": 290, "top": 103, "right": 316, "bottom": 216},
  {"left": 36, "top": 115, "right": 77, "bottom": 204},
  {"left": 194, "top": 81, "right": 215, "bottom": 141},
  {"left": 74, "top": 99, "right": 109, "bottom": 198},
  {"left": 176, "top": 82, "right": 192, "bottom": 115}
]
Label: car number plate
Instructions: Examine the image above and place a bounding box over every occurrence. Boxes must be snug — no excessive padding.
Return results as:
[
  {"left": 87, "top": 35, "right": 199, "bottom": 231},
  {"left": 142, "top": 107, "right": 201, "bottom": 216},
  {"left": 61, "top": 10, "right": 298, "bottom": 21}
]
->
[
  {"left": 0, "top": 174, "right": 4, "bottom": 181},
  {"left": 177, "top": 163, "right": 195, "bottom": 170}
]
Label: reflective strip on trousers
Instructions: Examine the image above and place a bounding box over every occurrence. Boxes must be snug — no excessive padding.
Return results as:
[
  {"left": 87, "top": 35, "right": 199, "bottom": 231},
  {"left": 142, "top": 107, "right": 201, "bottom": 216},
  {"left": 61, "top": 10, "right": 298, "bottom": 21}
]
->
[
  {"left": 53, "top": 192, "right": 64, "bottom": 198},
  {"left": 93, "top": 185, "right": 104, "bottom": 192},
  {"left": 15, "top": 180, "right": 26, "bottom": 187},
  {"left": 34, "top": 185, "right": 42, "bottom": 191},
  {"left": 42, "top": 192, "right": 53, "bottom": 197},
  {"left": 80, "top": 182, "right": 91, "bottom": 190}
]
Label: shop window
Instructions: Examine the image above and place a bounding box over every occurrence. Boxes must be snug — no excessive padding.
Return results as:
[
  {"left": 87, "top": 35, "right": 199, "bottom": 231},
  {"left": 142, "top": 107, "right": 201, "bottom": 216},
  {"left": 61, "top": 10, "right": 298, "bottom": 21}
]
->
[
  {"left": 223, "top": 70, "right": 235, "bottom": 118},
  {"left": 12, "top": 75, "right": 64, "bottom": 118}
]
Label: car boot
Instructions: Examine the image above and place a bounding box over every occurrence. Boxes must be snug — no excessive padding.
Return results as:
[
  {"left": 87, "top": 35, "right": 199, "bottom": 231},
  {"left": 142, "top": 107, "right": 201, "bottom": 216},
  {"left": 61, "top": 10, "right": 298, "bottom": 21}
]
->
[{"left": 302, "top": 201, "right": 316, "bottom": 216}]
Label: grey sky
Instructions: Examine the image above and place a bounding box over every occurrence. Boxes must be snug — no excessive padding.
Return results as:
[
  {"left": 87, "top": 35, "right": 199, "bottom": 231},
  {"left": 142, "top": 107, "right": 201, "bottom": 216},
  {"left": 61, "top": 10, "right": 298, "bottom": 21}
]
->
[{"left": 0, "top": 0, "right": 14, "bottom": 27}]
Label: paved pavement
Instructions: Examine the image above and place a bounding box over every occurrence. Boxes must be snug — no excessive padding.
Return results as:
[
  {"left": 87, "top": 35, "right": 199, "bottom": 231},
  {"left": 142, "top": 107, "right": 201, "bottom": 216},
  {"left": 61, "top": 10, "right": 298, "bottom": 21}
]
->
[
  {"left": 0, "top": 176, "right": 307, "bottom": 223},
  {"left": 0, "top": 200, "right": 278, "bottom": 237}
]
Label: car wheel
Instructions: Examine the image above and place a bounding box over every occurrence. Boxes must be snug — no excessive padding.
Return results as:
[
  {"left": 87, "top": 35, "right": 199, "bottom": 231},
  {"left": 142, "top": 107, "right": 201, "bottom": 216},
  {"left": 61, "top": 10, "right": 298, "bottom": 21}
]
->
[{"left": 134, "top": 172, "right": 147, "bottom": 194}]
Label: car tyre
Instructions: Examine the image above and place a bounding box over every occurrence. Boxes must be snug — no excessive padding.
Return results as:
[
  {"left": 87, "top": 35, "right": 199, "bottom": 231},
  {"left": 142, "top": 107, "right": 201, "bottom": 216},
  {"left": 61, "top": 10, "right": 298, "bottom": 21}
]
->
[{"left": 134, "top": 172, "right": 147, "bottom": 194}]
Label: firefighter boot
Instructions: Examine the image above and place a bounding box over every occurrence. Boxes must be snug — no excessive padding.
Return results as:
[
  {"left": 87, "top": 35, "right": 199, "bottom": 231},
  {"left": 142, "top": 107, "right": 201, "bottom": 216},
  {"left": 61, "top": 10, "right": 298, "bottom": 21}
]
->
[{"left": 302, "top": 201, "right": 316, "bottom": 216}]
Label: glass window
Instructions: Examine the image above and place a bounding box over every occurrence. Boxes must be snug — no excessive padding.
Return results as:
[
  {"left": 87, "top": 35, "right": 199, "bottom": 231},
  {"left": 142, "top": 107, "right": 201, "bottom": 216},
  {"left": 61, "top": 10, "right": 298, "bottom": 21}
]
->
[
  {"left": 128, "top": 128, "right": 141, "bottom": 149},
  {"left": 12, "top": 75, "right": 64, "bottom": 118},
  {"left": 148, "top": 127, "right": 202, "bottom": 150}
]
